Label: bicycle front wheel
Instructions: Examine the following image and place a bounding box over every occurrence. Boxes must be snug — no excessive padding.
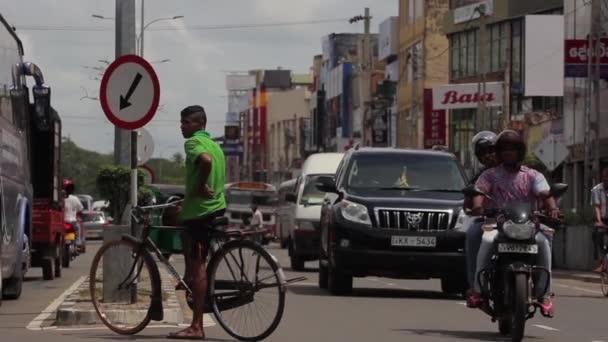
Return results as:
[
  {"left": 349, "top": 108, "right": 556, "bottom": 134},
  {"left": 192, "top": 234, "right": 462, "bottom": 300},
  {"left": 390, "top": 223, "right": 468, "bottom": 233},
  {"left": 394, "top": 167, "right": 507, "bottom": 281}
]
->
[
  {"left": 89, "top": 239, "right": 161, "bottom": 335},
  {"left": 208, "top": 240, "right": 286, "bottom": 341}
]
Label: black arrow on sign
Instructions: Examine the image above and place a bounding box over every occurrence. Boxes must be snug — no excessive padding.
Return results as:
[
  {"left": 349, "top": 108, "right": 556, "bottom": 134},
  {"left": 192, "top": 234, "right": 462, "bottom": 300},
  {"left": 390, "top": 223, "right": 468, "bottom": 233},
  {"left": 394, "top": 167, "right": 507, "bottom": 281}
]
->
[{"left": 119, "top": 72, "right": 143, "bottom": 110}]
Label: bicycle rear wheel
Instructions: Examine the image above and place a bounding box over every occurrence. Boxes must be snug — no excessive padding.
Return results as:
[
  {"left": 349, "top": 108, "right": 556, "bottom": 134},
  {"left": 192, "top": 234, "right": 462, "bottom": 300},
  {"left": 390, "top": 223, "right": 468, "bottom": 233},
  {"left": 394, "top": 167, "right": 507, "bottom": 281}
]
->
[
  {"left": 89, "top": 239, "right": 161, "bottom": 335},
  {"left": 208, "top": 240, "right": 286, "bottom": 341}
]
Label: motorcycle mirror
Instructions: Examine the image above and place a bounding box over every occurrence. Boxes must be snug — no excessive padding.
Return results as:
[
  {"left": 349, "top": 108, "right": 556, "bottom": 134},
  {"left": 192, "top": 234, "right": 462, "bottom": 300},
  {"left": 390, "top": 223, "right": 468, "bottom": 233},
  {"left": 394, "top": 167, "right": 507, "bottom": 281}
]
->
[
  {"left": 462, "top": 185, "right": 486, "bottom": 197},
  {"left": 549, "top": 183, "right": 568, "bottom": 199}
]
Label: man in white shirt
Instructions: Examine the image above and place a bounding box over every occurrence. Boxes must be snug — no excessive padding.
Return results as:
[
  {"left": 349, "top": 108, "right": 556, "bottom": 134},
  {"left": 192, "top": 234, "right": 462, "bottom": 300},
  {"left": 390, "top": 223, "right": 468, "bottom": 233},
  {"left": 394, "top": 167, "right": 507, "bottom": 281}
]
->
[
  {"left": 64, "top": 180, "right": 84, "bottom": 252},
  {"left": 591, "top": 167, "right": 608, "bottom": 272},
  {"left": 250, "top": 205, "right": 263, "bottom": 230}
]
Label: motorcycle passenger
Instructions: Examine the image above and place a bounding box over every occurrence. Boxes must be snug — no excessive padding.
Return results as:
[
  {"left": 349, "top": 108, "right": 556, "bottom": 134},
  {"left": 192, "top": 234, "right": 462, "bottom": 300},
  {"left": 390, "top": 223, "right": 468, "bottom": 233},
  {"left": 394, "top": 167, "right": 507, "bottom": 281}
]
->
[
  {"left": 468, "top": 130, "right": 560, "bottom": 317},
  {"left": 63, "top": 179, "right": 85, "bottom": 252},
  {"left": 465, "top": 131, "right": 499, "bottom": 294}
]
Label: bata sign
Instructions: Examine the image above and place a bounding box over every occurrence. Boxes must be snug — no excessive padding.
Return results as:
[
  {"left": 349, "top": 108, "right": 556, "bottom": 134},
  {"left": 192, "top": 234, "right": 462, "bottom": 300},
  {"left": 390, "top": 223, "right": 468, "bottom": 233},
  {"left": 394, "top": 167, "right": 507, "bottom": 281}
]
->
[{"left": 432, "top": 82, "right": 504, "bottom": 110}]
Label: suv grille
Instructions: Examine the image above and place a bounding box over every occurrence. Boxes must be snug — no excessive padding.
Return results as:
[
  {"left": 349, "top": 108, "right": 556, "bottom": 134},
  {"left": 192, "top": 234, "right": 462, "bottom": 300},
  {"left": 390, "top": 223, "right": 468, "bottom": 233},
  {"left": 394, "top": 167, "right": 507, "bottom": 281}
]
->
[{"left": 375, "top": 209, "right": 453, "bottom": 231}]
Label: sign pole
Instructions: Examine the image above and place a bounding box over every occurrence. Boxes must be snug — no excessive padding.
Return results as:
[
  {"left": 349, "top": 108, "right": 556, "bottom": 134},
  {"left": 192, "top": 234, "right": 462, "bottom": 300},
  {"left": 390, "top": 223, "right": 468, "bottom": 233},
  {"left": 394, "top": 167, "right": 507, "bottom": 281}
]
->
[{"left": 131, "top": 130, "right": 138, "bottom": 236}]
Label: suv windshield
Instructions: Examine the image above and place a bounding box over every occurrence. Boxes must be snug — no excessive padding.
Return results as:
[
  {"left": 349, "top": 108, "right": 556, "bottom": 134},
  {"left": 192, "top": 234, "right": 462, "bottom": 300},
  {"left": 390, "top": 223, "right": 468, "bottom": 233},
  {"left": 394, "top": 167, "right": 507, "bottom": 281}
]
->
[
  {"left": 299, "top": 175, "right": 328, "bottom": 205},
  {"left": 345, "top": 153, "right": 466, "bottom": 191}
]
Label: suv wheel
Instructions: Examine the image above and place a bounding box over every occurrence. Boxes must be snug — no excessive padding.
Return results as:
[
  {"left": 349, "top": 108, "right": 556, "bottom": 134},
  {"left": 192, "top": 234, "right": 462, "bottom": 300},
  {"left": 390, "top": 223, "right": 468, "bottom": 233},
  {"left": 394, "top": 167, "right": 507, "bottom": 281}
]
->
[
  {"left": 289, "top": 239, "right": 305, "bottom": 271},
  {"left": 318, "top": 260, "right": 328, "bottom": 289},
  {"left": 441, "top": 275, "right": 467, "bottom": 296},
  {"left": 328, "top": 265, "right": 352, "bottom": 296}
]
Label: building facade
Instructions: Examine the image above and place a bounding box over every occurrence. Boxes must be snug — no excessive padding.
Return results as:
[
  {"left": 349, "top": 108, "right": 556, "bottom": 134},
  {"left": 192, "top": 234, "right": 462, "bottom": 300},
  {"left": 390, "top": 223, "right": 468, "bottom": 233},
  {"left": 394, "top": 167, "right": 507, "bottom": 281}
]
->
[{"left": 397, "top": 0, "right": 451, "bottom": 149}]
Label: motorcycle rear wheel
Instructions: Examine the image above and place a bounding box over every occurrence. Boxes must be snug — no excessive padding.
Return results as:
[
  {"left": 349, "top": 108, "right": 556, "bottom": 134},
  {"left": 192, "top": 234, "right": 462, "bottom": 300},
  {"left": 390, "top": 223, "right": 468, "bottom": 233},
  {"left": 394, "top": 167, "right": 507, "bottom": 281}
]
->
[
  {"left": 511, "top": 273, "right": 527, "bottom": 342},
  {"left": 601, "top": 271, "right": 608, "bottom": 297}
]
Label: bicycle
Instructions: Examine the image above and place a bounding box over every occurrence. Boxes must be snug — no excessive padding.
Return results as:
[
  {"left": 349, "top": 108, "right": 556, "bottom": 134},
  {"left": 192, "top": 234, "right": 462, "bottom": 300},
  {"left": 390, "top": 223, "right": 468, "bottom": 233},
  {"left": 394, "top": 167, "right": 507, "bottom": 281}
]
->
[{"left": 89, "top": 202, "right": 304, "bottom": 341}]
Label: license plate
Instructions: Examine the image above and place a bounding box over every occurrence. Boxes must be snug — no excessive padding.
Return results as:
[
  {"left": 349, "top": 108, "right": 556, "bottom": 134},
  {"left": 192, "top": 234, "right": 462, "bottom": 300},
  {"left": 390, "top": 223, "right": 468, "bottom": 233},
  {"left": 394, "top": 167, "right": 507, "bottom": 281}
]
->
[
  {"left": 498, "top": 243, "right": 538, "bottom": 254},
  {"left": 391, "top": 236, "right": 436, "bottom": 247}
]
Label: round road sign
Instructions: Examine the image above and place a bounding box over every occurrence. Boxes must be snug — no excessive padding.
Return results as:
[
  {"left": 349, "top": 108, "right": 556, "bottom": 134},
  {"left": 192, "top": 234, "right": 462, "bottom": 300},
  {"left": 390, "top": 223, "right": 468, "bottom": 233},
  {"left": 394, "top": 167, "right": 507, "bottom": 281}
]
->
[{"left": 100, "top": 55, "right": 160, "bottom": 130}]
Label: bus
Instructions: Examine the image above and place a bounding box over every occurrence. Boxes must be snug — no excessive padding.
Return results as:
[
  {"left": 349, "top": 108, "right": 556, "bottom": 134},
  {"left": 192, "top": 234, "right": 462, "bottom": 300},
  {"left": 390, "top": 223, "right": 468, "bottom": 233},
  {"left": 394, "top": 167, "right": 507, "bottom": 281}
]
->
[
  {"left": 224, "top": 182, "right": 279, "bottom": 244},
  {"left": 1, "top": 12, "right": 63, "bottom": 305}
]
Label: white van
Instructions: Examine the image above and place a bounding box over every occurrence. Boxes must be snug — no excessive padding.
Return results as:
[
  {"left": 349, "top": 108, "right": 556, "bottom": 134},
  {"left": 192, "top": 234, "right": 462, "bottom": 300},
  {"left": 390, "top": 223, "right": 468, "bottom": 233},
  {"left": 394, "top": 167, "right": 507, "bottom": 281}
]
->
[{"left": 286, "top": 153, "right": 344, "bottom": 271}]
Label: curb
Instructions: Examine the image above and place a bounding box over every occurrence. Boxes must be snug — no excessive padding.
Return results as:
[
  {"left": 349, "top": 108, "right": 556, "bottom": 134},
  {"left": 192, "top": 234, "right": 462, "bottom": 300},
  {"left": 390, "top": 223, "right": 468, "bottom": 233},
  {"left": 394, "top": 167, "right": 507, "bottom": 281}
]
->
[
  {"left": 553, "top": 270, "right": 602, "bottom": 285},
  {"left": 55, "top": 272, "right": 184, "bottom": 326}
]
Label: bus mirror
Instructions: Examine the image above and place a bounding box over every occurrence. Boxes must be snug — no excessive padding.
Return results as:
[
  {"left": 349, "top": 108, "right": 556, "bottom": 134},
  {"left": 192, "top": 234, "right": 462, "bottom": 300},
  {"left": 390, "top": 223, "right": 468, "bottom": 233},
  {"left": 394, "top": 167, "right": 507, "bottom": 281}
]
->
[{"left": 32, "top": 85, "right": 51, "bottom": 131}]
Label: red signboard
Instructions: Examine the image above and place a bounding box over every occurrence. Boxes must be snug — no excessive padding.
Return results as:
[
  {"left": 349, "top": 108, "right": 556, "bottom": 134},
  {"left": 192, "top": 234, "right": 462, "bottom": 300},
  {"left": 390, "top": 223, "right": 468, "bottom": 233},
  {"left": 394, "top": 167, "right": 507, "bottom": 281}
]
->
[
  {"left": 565, "top": 39, "right": 608, "bottom": 64},
  {"left": 565, "top": 39, "right": 608, "bottom": 77},
  {"left": 424, "top": 89, "right": 447, "bottom": 148}
]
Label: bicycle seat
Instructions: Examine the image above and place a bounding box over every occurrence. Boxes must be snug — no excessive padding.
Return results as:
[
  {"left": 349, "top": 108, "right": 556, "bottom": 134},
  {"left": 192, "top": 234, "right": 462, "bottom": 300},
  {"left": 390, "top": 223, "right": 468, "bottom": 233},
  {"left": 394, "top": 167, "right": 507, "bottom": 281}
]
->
[{"left": 212, "top": 216, "right": 229, "bottom": 228}]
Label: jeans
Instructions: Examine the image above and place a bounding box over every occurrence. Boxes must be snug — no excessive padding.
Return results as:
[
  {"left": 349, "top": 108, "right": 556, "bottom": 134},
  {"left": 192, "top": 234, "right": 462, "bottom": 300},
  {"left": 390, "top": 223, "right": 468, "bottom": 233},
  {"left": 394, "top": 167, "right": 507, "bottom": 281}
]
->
[
  {"left": 474, "top": 230, "right": 552, "bottom": 299},
  {"left": 465, "top": 221, "right": 484, "bottom": 288}
]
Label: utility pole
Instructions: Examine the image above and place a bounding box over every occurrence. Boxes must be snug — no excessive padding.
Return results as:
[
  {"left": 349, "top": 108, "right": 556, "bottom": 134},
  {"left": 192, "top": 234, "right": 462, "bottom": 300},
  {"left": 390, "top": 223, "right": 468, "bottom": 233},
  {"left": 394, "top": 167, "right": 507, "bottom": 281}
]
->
[
  {"left": 592, "top": 0, "right": 602, "bottom": 185},
  {"left": 476, "top": 3, "right": 488, "bottom": 131},
  {"left": 114, "top": 0, "right": 136, "bottom": 223},
  {"left": 503, "top": 22, "right": 512, "bottom": 130}
]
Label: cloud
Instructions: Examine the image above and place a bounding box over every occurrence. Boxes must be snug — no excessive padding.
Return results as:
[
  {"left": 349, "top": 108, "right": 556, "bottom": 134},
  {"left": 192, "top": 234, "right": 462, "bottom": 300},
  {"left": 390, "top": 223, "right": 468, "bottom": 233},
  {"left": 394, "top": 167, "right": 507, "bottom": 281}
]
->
[{"left": 3, "top": 0, "right": 397, "bottom": 159}]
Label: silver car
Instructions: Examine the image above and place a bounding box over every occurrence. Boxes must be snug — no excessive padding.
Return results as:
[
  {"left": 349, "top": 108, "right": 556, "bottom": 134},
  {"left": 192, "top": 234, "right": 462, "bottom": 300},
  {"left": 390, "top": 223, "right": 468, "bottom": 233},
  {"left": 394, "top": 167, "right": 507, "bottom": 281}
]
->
[{"left": 82, "top": 211, "right": 109, "bottom": 240}]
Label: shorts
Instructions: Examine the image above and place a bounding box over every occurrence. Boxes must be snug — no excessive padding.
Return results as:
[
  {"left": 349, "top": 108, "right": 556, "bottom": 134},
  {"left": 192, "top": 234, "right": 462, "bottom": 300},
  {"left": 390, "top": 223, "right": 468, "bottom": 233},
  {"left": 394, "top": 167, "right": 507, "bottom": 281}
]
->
[{"left": 182, "top": 210, "right": 225, "bottom": 258}]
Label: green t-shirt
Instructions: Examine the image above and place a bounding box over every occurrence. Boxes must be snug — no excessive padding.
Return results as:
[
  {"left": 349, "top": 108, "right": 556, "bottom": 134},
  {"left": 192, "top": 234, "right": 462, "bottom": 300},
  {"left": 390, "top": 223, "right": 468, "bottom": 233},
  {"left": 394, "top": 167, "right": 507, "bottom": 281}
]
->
[{"left": 181, "top": 130, "right": 226, "bottom": 221}]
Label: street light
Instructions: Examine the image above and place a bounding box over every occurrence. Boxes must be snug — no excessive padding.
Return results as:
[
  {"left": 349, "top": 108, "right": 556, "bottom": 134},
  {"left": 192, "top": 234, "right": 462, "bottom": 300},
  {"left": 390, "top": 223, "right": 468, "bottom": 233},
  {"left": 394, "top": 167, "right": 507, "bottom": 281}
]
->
[
  {"left": 137, "top": 10, "right": 184, "bottom": 57},
  {"left": 149, "top": 59, "right": 171, "bottom": 64}
]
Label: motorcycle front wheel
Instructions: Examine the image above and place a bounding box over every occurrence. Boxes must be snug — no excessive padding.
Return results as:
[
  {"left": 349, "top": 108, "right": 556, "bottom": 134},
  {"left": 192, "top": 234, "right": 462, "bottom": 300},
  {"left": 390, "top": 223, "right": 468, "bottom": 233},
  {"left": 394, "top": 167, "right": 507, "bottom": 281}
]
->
[{"left": 511, "top": 273, "right": 528, "bottom": 342}]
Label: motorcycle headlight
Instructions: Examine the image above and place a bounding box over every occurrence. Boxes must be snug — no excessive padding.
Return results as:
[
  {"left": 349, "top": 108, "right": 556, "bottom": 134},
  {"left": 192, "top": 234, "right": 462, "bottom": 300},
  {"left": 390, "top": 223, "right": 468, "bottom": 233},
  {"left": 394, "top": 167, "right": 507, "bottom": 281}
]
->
[
  {"left": 502, "top": 221, "right": 536, "bottom": 240},
  {"left": 338, "top": 200, "right": 372, "bottom": 226}
]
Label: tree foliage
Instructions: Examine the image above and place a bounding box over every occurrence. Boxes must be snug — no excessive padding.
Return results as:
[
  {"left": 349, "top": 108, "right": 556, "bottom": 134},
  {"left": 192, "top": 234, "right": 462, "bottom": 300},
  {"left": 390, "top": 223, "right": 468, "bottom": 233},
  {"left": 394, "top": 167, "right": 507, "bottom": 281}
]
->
[
  {"left": 96, "top": 165, "right": 153, "bottom": 221},
  {"left": 61, "top": 138, "right": 113, "bottom": 198}
]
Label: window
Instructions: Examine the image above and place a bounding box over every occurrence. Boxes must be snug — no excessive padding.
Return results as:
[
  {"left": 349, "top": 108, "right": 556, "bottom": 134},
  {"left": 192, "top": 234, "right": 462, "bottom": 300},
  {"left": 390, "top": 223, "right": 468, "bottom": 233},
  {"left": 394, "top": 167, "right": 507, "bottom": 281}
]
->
[
  {"left": 299, "top": 175, "right": 330, "bottom": 205},
  {"left": 406, "top": 42, "right": 423, "bottom": 83},
  {"left": 511, "top": 20, "right": 522, "bottom": 85},
  {"left": 408, "top": 0, "right": 414, "bottom": 24},
  {"left": 345, "top": 153, "right": 466, "bottom": 191},
  {"left": 450, "top": 109, "right": 475, "bottom": 167},
  {"left": 450, "top": 29, "right": 478, "bottom": 80},
  {"left": 415, "top": 0, "right": 424, "bottom": 18}
]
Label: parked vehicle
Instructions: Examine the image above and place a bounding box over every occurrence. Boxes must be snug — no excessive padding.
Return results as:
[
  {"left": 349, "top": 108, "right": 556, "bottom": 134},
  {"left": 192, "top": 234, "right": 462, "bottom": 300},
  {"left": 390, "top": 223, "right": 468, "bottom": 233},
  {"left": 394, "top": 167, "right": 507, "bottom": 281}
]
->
[
  {"left": 462, "top": 184, "right": 567, "bottom": 342},
  {"left": 82, "top": 210, "right": 109, "bottom": 240},
  {"left": 225, "top": 182, "right": 279, "bottom": 244},
  {"left": 285, "top": 153, "right": 344, "bottom": 271},
  {"left": 148, "top": 184, "right": 186, "bottom": 258},
  {"left": 277, "top": 179, "right": 297, "bottom": 249},
  {"left": 317, "top": 147, "right": 469, "bottom": 295}
]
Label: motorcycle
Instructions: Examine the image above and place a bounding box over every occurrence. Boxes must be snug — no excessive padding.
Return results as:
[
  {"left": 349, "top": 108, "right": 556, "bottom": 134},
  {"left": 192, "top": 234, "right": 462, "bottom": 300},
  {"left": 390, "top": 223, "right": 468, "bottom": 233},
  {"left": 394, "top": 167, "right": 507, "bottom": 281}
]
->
[
  {"left": 463, "top": 183, "right": 567, "bottom": 342},
  {"left": 62, "top": 222, "right": 78, "bottom": 268}
]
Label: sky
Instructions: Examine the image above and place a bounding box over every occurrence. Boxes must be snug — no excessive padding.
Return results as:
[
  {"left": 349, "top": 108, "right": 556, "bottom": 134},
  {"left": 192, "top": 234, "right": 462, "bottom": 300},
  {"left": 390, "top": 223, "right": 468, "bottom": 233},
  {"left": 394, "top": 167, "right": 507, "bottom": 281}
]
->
[{"left": 1, "top": 0, "right": 397, "bottom": 158}]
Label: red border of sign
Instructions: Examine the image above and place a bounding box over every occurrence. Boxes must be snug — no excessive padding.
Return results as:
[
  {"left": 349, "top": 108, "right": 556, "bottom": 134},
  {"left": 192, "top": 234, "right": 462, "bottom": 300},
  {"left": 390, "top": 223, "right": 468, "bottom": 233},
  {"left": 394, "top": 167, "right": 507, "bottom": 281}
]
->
[
  {"left": 140, "top": 164, "right": 156, "bottom": 184},
  {"left": 100, "top": 55, "right": 160, "bottom": 130}
]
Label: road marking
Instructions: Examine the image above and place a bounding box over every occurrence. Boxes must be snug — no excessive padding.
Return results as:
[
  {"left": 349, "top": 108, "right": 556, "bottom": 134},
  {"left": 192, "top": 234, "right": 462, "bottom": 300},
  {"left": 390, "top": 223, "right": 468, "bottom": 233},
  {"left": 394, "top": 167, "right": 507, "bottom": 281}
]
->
[
  {"left": 456, "top": 302, "right": 467, "bottom": 306},
  {"left": 533, "top": 324, "right": 560, "bottom": 331},
  {"left": 387, "top": 282, "right": 396, "bottom": 286},
  {"left": 26, "top": 276, "right": 87, "bottom": 331},
  {"left": 288, "top": 282, "right": 316, "bottom": 287},
  {"left": 554, "top": 283, "right": 603, "bottom": 295},
  {"left": 53, "top": 321, "right": 214, "bottom": 331}
]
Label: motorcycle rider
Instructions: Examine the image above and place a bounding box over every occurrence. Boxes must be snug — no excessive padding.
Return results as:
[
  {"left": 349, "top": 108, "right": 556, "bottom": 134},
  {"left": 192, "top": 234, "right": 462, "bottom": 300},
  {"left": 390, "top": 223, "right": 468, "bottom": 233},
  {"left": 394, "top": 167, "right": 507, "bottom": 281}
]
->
[
  {"left": 591, "top": 167, "right": 608, "bottom": 272},
  {"left": 467, "top": 130, "right": 560, "bottom": 317},
  {"left": 63, "top": 179, "right": 84, "bottom": 252},
  {"left": 465, "top": 131, "right": 499, "bottom": 294}
]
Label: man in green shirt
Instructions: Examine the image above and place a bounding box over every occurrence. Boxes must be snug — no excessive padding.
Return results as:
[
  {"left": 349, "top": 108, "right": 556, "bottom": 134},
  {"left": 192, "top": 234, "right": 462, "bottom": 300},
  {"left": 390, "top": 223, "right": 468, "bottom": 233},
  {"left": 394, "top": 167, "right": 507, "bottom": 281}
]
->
[{"left": 169, "top": 105, "right": 226, "bottom": 340}]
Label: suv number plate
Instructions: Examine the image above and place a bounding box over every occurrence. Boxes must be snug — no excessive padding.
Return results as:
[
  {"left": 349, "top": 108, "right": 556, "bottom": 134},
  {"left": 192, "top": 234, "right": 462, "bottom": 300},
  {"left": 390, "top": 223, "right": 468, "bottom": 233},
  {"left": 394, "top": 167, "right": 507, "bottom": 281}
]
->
[
  {"left": 391, "top": 236, "right": 436, "bottom": 247},
  {"left": 498, "top": 243, "right": 538, "bottom": 254}
]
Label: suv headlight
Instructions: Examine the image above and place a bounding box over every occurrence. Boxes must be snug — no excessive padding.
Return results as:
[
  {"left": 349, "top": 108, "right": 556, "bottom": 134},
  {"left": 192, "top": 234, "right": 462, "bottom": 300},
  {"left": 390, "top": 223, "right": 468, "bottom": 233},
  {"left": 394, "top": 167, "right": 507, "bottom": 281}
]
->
[
  {"left": 454, "top": 210, "right": 468, "bottom": 232},
  {"left": 338, "top": 200, "right": 371, "bottom": 226},
  {"left": 502, "top": 221, "right": 536, "bottom": 240}
]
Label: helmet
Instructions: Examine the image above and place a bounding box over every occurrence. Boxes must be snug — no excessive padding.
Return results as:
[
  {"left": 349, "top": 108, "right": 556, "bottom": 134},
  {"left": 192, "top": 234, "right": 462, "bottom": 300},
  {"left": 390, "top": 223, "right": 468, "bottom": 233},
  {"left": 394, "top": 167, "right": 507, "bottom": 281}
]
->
[
  {"left": 471, "top": 131, "right": 496, "bottom": 160},
  {"left": 495, "top": 130, "right": 527, "bottom": 162},
  {"left": 63, "top": 179, "right": 75, "bottom": 193}
]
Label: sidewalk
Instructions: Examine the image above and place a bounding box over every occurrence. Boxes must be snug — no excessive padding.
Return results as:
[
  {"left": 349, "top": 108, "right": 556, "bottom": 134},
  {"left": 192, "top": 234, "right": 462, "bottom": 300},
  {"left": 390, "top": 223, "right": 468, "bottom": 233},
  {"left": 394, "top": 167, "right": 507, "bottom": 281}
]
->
[
  {"left": 553, "top": 269, "right": 602, "bottom": 284},
  {"left": 55, "top": 269, "right": 184, "bottom": 326}
]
